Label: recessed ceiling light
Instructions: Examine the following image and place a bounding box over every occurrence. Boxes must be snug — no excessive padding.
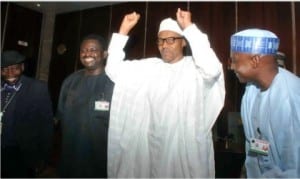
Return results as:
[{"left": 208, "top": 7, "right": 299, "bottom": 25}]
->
[{"left": 36, "top": 3, "right": 41, "bottom": 7}]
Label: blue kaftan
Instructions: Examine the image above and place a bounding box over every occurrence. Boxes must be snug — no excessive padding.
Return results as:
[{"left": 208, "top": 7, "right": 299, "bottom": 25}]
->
[{"left": 241, "top": 68, "right": 300, "bottom": 177}]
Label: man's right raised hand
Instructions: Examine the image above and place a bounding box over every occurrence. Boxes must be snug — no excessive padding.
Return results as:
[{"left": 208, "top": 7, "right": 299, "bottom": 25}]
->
[{"left": 119, "top": 11, "right": 141, "bottom": 35}]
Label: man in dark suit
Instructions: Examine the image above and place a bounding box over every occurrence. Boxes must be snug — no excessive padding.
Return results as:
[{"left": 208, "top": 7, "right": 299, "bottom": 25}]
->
[{"left": 1, "top": 50, "right": 54, "bottom": 177}]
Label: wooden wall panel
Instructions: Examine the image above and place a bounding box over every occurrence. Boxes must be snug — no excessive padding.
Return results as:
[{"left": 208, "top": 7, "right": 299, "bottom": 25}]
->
[
  {"left": 237, "top": 2, "right": 294, "bottom": 72},
  {"left": 80, "top": 6, "right": 110, "bottom": 40},
  {"left": 191, "top": 2, "right": 235, "bottom": 65},
  {"left": 110, "top": 2, "right": 147, "bottom": 59},
  {"left": 48, "top": 12, "right": 81, "bottom": 111},
  {"left": 1, "top": 2, "right": 8, "bottom": 44},
  {"left": 295, "top": 2, "right": 300, "bottom": 76}
]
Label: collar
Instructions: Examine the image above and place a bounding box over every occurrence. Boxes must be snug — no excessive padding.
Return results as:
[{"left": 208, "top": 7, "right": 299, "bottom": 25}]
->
[{"left": 2, "top": 80, "right": 22, "bottom": 92}]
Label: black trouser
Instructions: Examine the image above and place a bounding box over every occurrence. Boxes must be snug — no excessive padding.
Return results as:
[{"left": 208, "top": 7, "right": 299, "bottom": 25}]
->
[{"left": 1, "top": 146, "right": 35, "bottom": 178}]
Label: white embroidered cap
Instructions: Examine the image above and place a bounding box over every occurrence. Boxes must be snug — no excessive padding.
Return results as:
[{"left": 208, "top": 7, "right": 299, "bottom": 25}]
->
[
  {"left": 158, "top": 18, "right": 183, "bottom": 35},
  {"left": 230, "top": 28, "right": 279, "bottom": 55}
]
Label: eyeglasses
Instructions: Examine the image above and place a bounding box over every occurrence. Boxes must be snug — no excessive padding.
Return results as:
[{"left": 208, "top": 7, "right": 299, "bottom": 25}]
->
[{"left": 157, "top": 37, "right": 183, "bottom": 45}]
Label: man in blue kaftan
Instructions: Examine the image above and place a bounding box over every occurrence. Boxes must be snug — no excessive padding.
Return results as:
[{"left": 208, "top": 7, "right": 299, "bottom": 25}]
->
[{"left": 230, "top": 29, "right": 300, "bottom": 177}]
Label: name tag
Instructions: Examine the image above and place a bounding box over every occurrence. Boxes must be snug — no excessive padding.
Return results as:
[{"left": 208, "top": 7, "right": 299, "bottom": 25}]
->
[
  {"left": 95, "top": 101, "right": 110, "bottom": 111},
  {"left": 249, "top": 138, "right": 269, "bottom": 155}
]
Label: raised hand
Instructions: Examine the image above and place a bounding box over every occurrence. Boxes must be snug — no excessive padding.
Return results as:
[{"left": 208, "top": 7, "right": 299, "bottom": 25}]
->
[
  {"left": 176, "top": 8, "right": 192, "bottom": 30},
  {"left": 119, "top": 11, "right": 141, "bottom": 35}
]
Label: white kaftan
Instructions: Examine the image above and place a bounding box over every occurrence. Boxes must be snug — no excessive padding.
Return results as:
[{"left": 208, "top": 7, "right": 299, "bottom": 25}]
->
[{"left": 105, "top": 24, "right": 225, "bottom": 177}]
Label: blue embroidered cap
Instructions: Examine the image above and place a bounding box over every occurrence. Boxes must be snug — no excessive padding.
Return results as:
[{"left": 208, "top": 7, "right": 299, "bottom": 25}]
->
[{"left": 230, "top": 29, "right": 279, "bottom": 55}]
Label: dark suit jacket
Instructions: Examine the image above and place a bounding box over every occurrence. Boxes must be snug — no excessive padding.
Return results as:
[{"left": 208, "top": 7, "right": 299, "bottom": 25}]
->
[{"left": 1, "top": 75, "right": 54, "bottom": 168}]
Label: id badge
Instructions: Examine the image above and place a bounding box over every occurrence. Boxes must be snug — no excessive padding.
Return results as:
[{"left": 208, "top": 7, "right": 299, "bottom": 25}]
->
[
  {"left": 95, "top": 100, "right": 110, "bottom": 111},
  {"left": 249, "top": 138, "right": 269, "bottom": 155}
]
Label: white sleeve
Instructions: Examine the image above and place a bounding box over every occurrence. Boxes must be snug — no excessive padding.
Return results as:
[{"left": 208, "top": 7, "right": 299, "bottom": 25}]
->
[
  {"left": 183, "top": 24, "right": 223, "bottom": 83},
  {"left": 184, "top": 25, "right": 225, "bottom": 133},
  {"left": 105, "top": 33, "right": 129, "bottom": 82},
  {"left": 105, "top": 33, "right": 160, "bottom": 85}
]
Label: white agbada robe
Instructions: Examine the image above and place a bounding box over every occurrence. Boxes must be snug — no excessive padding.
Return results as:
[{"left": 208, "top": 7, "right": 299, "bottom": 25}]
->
[{"left": 105, "top": 24, "right": 225, "bottom": 177}]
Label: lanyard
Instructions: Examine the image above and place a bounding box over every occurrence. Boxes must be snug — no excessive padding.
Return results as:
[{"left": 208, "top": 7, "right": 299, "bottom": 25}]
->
[
  {"left": 1, "top": 83, "right": 22, "bottom": 134},
  {"left": 252, "top": 93, "right": 262, "bottom": 139},
  {"left": 1, "top": 83, "right": 22, "bottom": 114}
]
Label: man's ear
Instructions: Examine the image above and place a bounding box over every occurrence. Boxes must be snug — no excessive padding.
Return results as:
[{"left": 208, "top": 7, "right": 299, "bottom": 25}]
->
[
  {"left": 182, "top": 39, "right": 187, "bottom": 48},
  {"left": 21, "top": 63, "right": 25, "bottom": 72},
  {"left": 251, "top": 55, "right": 261, "bottom": 68},
  {"left": 103, "top": 51, "right": 108, "bottom": 59}
]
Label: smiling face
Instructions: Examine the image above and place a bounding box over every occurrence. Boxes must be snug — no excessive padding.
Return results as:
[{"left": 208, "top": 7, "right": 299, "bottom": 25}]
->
[
  {"left": 157, "top": 30, "right": 186, "bottom": 64},
  {"left": 1, "top": 63, "right": 24, "bottom": 84},
  {"left": 80, "top": 39, "right": 106, "bottom": 75}
]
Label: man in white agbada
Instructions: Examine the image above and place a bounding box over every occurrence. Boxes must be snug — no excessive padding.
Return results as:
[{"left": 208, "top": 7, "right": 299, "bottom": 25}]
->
[{"left": 105, "top": 8, "right": 225, "bottom": 177}]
